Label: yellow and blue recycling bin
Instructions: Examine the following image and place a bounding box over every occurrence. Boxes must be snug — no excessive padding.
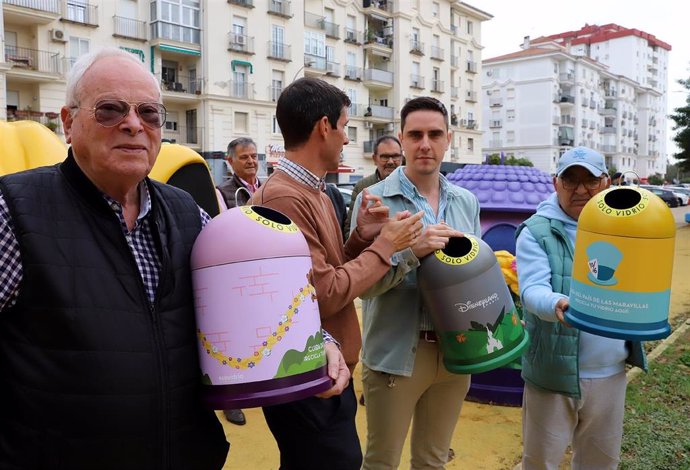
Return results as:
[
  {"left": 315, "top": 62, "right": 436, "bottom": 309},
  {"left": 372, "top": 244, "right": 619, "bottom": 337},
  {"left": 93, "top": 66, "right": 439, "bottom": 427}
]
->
[{"left": 565, "top": 186, "right": 675, "bottom": 340}]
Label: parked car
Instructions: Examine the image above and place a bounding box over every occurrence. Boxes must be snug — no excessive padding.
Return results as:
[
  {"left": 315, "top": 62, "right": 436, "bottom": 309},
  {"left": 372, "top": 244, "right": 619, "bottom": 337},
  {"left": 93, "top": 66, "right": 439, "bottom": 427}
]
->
[
  {"left": 667, "top": 186, "right": 690, "bottom": 206},
  {"left": 336, "top": 185, "right": 354, "bottom": 206},
  {"left": 644, "top": 186, "right": 679, "bottom": 208}
]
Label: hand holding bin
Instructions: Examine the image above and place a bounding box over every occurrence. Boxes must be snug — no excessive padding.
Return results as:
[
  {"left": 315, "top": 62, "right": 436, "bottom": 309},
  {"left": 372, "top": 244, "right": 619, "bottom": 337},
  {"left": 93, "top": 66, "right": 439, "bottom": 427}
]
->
[
  {"left": 565, "top": 186, "right": 675, "bottom": 340},
  {"left": 418, "top": 235, "right": 529, "bottom": 374},
  {"left": 190, "top": 205, "right": 332, "bottom": 409}
]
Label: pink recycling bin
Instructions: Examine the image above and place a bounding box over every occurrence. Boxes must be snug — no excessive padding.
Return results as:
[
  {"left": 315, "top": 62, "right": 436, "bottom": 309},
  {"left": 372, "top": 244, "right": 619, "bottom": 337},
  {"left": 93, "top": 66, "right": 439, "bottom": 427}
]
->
[{"left": 191, "top": 205, "right": 332, "bottom": 409}]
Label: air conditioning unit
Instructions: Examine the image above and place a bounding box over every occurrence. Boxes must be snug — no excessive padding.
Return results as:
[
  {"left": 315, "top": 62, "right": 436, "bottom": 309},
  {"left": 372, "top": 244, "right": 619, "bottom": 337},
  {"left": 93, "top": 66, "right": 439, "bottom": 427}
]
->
[
  {"left": 364, "top": 122, "right": 373, "bottom": 129},
  {"left": 51, "top": 29, "right": 67, "bottom": 43},
  {"left": 234, "top": 35, "right": 246, "bottom": 46}
]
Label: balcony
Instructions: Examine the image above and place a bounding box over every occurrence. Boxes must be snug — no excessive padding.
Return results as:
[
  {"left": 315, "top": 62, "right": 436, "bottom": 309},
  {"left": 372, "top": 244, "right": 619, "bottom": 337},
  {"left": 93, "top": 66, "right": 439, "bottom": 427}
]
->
[
  {"left": 489, "top": 119, "right": 502, "bottom": 128},
  {"left": 363, "top": 0, "right": 393, "bottom": 16},
  {"left": 228, "top": 81, "right": 254, "bottom": 99},
  {"left": 163, "top": 125, "right": 201, "bottom": 147},
  {"left": 326, "top": 60, "right": 341, "bottom": 77},
  {"left": 269, "top": 85, "right": 282, "bottom": 102},
  {"left": 4, "top": 45, "right": 61, "bottom": 75},
  {"left": 363, "top": 68, "right": 394, "bottom": 88},
  {"left": 267, "top": 42, "right": 291, "bottom": 61},
  {"left": 158, "top": 73, "right": 203, "bottom": 95},
  {"left": 304, "top": 12, "right": 339, "bottom": 39},
  {"left": 552, "top": 116, "right": 561, "bottom": 125},
  {"left": 466, "top": 119, "right": 477, "bottom": 130},
  {"left": 466, "top": 61, "right": 477, "bottom": 73},
  {"left": 344, "top": 65, "right": 363, "bottom": 81},
  {"left": 227, "top": 33, "right": 254, "bottom": 54},
  {"left": 561, "top": 115, "right": 576, "bottom": 126},
  {"left": 113, "top": 16, "right": 147, "bottom": 41},
  {"left": 228, "top": 0, "right": 254, "bottom": 7},
  {"left": 450, "top": 55, "right": 459, "bottom": 68},
  {"left": 558, "top": 94, "right": 575, "bottom": 104},
  {"left": 62, "top": 1, "right": 98, "bottom": 26},
  {"left": 431, "top": 46, "right": 444, "bottom": 61},
  {"left": 268, "top": 0, "right": 292, "bottom": 18},
  {"left": 601, "top": 144, "right": 616, "bottom": 153},
  {"left": 151, "top": 21, "right": 200, "bottom": 44},
  {"left": 3, "top": 0, "right": 61, "bottom": 24},
  {"left": 410, "top": 39, "right": 424, "bottom": 55},
  {"left": 431, "top": 80, "right": 444, "bottom": 93},
  {"left": 601, "top": 106, "right": 616, "bottom": 116},
  {"left": 344, "top": 28, "right": 363, "bottom": 45},
  {"left": 604, "top": 89, "right": 616, "bottom": 98},
  {"left": 559, "top": 72, "right": 574, "bottom": 83},
  {"left": 489, "top": 97, "right": 503, "bottom": 107},
  {"left": 364, "top": 31, "right": 393, "bottom": 57},
  {"left": 410, "top": 74, "right": 424, "bottom": 89},
  {"left": 364, "top": 104, "right": 395, "bottom": 120},
  {"left": 602, "top": 126, "right": 617, "bottom": 134},
  {"left": 304, "top": 54, "right": 327, "bottom": 73},
  {"left": 465, "top": 91, "right": 477, "bottom": 102},
  {"left": 451, "top": 86, "right": 459, "bottom": 100}
]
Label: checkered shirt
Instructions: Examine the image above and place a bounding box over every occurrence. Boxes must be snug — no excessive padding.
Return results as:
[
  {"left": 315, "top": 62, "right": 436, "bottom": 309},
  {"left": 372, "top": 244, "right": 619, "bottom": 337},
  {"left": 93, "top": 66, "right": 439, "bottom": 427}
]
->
[{"left": 0, "top": 182, "right": 210, "bottom": 310}]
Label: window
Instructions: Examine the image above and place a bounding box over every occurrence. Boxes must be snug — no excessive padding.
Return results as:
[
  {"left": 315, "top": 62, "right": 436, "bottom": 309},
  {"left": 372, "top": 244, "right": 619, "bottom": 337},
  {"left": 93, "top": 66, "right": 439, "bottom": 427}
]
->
[
  {"left": 234, "top": 111, "right": 248, "bottom": 133},
  {"left": 165, "top": 111, "right": 178, "bottom": 132},
  {"left": 271, "top": 69, "right": 284, "bottom": 101},
  {"left": 69, "top": 36, "right": 90, "bottom": 68},
  {"left": 507, "top": 109, "right": 515, "bottom": 120},
  {"left": 232, "top": 16, "right": 246, "bottom": 43},
  {"left": 507, "top": 131, "right": 515, "bottom": 143},
  {"left": 233, "top": 65, "right": 249, "bottom": 98},
  {"left": 468, "top": 138, "right": 474, "bottom": 151},
  {"left": 161, "top": 60, "right": 177, "bottom": 87},
  {"left": 466, "top": 20, "right": 473, "bottom": 35},
  {"left": 432, "top": 2, "right": 439, "bottom": 17},
  {"left": 66, "top": 0, "right": 88, "bottom": 23},
  {"left": 272, "top": 115, "right": 281, "bottom": 134},
  {"left": 273, "top": 25, "right": 286, "bottom": 58},
  {"left": 348, "top": 126, "right": 357, "bottom": 142}
]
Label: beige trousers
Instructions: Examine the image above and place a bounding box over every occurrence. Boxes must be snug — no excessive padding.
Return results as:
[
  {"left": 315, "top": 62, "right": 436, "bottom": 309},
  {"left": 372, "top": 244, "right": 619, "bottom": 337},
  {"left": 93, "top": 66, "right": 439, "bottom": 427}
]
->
[
  {"left": 521, "top": 371, "right": 627, "bottom": 470},
  {"left": 361, "top": 340, "right": 471, "bottom": 470}
]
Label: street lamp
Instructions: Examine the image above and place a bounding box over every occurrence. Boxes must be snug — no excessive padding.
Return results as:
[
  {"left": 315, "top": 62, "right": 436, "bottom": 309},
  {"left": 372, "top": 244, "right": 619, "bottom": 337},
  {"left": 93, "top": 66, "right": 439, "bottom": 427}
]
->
[{"left": 292, "top": 60, "right": 315, "bottom": 82}]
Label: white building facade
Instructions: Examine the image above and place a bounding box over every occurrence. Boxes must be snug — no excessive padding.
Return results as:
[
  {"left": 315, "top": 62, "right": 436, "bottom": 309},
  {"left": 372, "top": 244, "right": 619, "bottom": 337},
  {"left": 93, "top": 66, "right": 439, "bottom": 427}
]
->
[
  {"left": 1, "top": 0, "right": 492, "bottom": 182},
  {"left": 481, "top": 24, "right": 670, "bottom": 179}
]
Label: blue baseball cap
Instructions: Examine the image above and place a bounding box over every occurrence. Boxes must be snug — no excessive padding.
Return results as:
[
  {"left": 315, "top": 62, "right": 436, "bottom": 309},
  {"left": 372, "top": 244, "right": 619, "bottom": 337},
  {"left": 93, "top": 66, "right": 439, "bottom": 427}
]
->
[{"left": 556, "top": 147, "right": 608, "bottom": 177}]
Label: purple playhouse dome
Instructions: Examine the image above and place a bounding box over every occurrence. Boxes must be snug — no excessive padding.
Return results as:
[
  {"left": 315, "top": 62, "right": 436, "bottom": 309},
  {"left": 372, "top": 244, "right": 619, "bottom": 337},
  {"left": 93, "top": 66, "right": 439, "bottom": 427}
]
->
[
  {"left": 446, "top": 164, "right": 554, "bottom": 406},
  {"left": 447, "top": 164, "right": 554, "bottom": 213}
]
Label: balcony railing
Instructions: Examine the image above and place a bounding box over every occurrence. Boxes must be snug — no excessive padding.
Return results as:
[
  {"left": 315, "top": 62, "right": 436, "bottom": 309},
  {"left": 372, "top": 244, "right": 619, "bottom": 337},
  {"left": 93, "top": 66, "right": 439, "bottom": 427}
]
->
[
  {"left": 304, "top": 54, "right": 327, "bottom": 71},
  {"left": 559, "top": 94, "right": 575, "bottom": 104},
  {"left": 451, "top": 87, "right": 459, "bottom": 99},
  {"left": 431, "top": 80, "right": 444, "bottom": 93},
  {"left": 410, "top": 40, "right": 424, "bottom": 55},
  {"left": 228, "top": 81, "right": 254, "bottom": 99},
  {"left": 410, "top": 74, "right": 424, "bottom": 89},
  {"left": 228, "top": 33, "right": 254, "bottom": 54},
  {"left": 228, "top": 0, "right": 254, "bottom": 7},
  {"left": 465, "top": 91, "right": 477, "bottom": 102},
  {"left": 344, "top": 65, "right": 363, "bottom": 81},
  {"left": 489, "top": 119, "right": 502, "bottom": 128},
  {"left": 267, "top": 41, "right": 291, "bottom": 61},
  {"left": 158, "top": 73, "right": 203, "bottom": 95},
  {"left": 322, "top": 19, "right": 340, "bottom": 38},
  {"left": 326, "top": 61, "right": 341, "bottom": 77},
  {"left": 559, "top": 72, "right": 574, "bottom": 81},
  {"left": 5, "top": 45, "right": 61, "bottom": 74},
  {"left": 602, "top": 126, "right": 617, "bottom": 134},
  {"left": 431, "top": 46, "right": 444, "bottom": 60},
  {"left": 113, "top": 16, "right": 147, "bottom": 40},
  {"left": 364, "top": 32, "right": 392, "bottom": 47},
  {"left": 489, "top": 97, "right": 503, "bottom": 107},
  {"left": 450, "top": 55, "right": 459, "bottom": 68},
  {"left": 466, "top": 61, "right": 477, "bottom": 73},
  {"left": 344, "top": 28, "right": 363, "bottom": 44},
  {"left": 365, "top": 104, "right": 395, "bottom": 120},
  {"left": 63, "top": 1, "right": 98, "bottom": 26},
  {"left": 269, "top": 85, "right": 282, "bottom": 101},
  {"left": 163, "top": 125, "right": 201, "bottom": 146},
  {"left": 268, "top": 0, "right": 292, "bottom": 17},
  {"left": 151, "top": 21, "right": 200, "bottom": 44},
  {"left": 364, "top": 68, "right": 394, "bottom": 84},
  {"left": 304, "top": 12, "right": 339, "bottom": 38},
  {"left": 7, "top": 110, "right": 63, "bottom": 134},
  {"left": 4, "top": 0, "right": 60, "bottom": 14}
]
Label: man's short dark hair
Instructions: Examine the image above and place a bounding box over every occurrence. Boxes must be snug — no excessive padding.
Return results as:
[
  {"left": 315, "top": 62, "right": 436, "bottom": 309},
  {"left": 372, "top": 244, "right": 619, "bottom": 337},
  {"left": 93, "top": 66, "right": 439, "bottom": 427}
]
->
[
  {"left": 400, "top": 96, "right": 449, "bottom": 132},
  {"left": 612, "top": 172, "right": 623, "bottom": 180},
  {"left": 373, "top": 135, "right": 401, "bottom": 156},
  {"left": 276, "top": 77, "right": 351, "bottom": 150},
  {"left": 227, "top": 137, "right": 256, "bottom": 159}
]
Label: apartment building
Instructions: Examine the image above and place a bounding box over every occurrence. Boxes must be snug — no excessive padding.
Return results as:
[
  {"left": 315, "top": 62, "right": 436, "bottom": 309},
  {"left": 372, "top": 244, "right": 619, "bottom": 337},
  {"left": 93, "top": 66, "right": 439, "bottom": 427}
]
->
[
  {"left": 1, "top": 0, "right": 491, "bottom": 182},
  {"left": 481, "top": 24, "right": 670, "bottom": 178}
]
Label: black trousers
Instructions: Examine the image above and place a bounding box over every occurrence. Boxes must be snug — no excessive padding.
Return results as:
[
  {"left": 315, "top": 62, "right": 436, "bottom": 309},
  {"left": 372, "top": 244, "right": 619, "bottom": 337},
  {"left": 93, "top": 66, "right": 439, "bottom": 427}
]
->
[{"left": 262, "top": 380, "right": 362, "bottom": 470}]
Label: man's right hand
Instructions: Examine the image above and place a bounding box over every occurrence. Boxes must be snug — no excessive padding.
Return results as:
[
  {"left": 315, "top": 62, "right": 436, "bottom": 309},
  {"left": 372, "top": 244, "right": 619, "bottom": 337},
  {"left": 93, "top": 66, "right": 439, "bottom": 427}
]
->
[
  {"left": 379, "top": 211, "right": 424, "bottom": 252},
  {"left": 555, "top": 298, "right": 572, "bottom": 327}
]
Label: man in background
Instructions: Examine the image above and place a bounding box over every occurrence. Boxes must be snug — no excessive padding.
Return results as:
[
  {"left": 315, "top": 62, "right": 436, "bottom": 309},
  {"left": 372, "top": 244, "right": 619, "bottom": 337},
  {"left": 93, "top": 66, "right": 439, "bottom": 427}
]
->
[
  {"left": 216, "top": 137, "right": 261, "bottom": 210},
  {"left": 343, "top": 135, "right": 403, "bottom": 237}
]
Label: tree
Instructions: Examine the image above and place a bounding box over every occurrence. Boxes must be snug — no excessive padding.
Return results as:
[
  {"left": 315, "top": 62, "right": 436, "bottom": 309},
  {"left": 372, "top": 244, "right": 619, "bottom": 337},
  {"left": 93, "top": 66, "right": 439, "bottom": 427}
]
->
[{"left": 670, "top": 77, "right": 690, "bottom": 171}]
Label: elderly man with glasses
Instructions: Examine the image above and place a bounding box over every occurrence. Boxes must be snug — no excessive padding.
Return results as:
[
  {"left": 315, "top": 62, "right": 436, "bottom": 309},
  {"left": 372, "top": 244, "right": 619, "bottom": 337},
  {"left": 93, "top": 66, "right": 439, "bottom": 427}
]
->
[
  {"left": 515, "top": 147, "right": 646, "bottom": 470},
  {"left": 343, "top": 135, "right": 403, "bottom": 238}
]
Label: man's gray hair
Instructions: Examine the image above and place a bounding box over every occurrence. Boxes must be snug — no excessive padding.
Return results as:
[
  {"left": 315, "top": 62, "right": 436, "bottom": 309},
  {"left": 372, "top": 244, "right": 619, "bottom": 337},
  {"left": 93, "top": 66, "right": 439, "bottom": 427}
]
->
[
  {"left": 65, "top": 47, "right": 161, "bottom": 108},
  {"left": 227, "top": 137, "right": 257, "bottom": 159}
]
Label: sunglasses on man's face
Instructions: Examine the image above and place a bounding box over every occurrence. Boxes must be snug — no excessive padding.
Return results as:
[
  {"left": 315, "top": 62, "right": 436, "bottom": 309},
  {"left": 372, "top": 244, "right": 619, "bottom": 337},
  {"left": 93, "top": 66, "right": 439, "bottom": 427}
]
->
[{"left": 74, "top": 99, "right": 167, "bottom": 128}]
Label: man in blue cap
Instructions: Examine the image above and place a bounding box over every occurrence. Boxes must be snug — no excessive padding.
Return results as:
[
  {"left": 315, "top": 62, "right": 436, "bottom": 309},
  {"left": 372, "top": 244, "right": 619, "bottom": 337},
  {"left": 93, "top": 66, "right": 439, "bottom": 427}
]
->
[{"left": 515, "top": 147, "right": 646, "bottom": 470}]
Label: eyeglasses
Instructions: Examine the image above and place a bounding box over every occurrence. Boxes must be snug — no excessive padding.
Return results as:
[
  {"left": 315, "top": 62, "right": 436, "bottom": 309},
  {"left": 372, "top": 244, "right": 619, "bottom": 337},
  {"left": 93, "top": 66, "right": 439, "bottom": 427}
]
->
[
  {"left": 559, "top": 175, "right": 606, "bottom": 190},
  {"left": 73, "top": 99, "right": 167, "bottom": 128},
  {"left": 377, "top": 153, "right": 403, "bottom": 162}
]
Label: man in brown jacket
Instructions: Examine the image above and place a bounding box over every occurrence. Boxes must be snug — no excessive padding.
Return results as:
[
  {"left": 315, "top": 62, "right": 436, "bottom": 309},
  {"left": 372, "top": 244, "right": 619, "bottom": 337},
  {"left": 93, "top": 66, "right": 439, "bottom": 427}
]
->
[{"left": 253, "top": 77, "right": 423, "bottom": 470}]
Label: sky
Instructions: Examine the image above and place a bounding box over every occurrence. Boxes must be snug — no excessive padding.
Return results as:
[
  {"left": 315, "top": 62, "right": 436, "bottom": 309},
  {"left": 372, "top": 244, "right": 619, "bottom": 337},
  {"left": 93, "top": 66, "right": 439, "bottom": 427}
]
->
[{"left": 476, "top": 0, "right": 689, "bottom": 161}]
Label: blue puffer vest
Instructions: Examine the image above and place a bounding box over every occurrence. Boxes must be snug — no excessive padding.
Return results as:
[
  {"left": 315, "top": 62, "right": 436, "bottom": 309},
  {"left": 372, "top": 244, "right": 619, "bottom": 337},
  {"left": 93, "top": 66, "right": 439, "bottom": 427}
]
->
[{"left": 517, "top": 215, "right": 646, "bottom": 398}]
